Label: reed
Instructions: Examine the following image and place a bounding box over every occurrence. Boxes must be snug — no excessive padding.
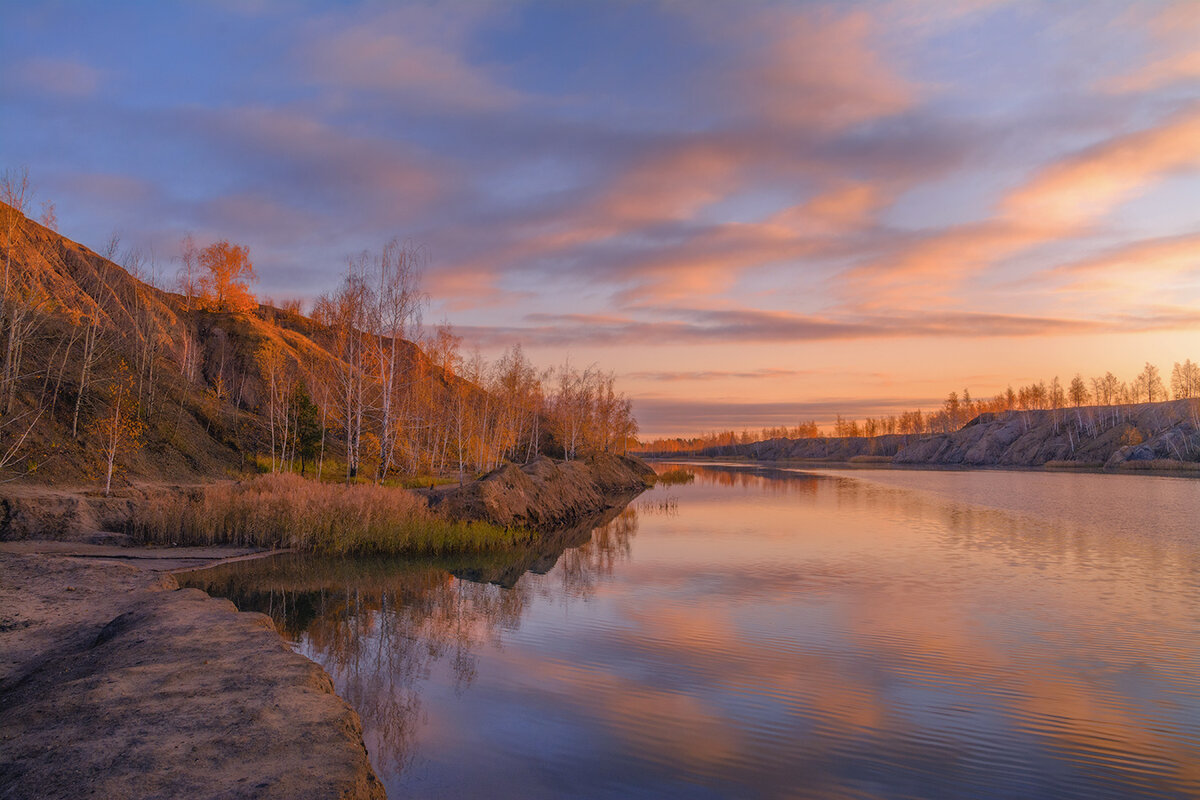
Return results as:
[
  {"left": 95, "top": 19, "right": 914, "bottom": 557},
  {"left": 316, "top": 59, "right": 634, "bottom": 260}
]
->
[{"left": 128, "top": 473, "right": 528, "bottom": 555}]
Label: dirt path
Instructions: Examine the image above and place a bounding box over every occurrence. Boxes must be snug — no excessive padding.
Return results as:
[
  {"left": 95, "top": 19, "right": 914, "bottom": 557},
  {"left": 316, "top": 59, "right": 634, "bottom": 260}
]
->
[{"left": 0, "top": 550, "right": 384, "bottom": 800}]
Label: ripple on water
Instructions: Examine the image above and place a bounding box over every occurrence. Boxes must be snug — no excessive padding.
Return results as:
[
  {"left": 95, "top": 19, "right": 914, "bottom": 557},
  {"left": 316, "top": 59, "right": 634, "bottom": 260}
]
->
[{"left": 181, "top": 466, "right": 1200, "bottom": 799}]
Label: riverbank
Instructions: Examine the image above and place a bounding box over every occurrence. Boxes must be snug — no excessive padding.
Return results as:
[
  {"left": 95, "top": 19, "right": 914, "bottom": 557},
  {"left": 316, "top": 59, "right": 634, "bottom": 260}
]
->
[
  {"left": 0, "top": 454, "right": 654, "bottom": 798},
  {"left": 0, "top": 549, "right": 385, "bottom": 800},
  {"left": 2, "top": 454, "right": 656, "bottom": 551},
  {"left": 640, "top": 399, "right": 1200, "bottom": 473}
]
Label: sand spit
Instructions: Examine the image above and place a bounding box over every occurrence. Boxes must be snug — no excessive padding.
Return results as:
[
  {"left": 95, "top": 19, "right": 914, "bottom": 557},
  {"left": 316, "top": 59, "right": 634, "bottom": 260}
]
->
[{"left": 0, "top": 552, "right": 384, "bottom": 800}]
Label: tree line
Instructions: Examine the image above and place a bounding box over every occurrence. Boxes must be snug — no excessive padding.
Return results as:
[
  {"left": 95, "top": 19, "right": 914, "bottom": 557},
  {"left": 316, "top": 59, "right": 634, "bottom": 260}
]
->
[
  {"left": 263, "top": 242, "right": 638, "bottom": 483},
  {"left": 637, "top": 361, "right": 1200, "bottom": 453}
]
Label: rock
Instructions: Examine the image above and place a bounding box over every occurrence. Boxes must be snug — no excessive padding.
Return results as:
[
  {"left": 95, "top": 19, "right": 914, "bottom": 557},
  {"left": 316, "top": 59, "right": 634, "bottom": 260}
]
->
[{"left": 0, "top": 553, "right": 384, "bottom": 800}]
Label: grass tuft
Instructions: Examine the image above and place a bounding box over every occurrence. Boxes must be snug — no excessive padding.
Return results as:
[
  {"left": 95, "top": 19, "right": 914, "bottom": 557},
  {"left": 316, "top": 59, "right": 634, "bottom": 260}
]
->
[{"left": 653, "top": 468, "right": 696, "bottom": 486}]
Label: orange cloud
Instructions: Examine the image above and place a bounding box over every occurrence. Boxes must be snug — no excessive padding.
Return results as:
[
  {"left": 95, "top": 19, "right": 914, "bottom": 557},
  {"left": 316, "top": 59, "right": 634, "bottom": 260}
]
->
[
  {"left": 1047, "top": 234, "right": 1200, "bottom": 300},
  {"left": 600, "top": 180, "right": 892, "bottom": 303},
  {"left": 1002, "top": 107, "right": 1200, "bottom": 230},
  {"left": 847, "top": 106, "right": 1200, "bottom": 307},
  {"left": 593, "top": 141, "right": 749, "bottom": 226},
  {"left": 770, "top": 182, "right": 887, "bottom": 234}
]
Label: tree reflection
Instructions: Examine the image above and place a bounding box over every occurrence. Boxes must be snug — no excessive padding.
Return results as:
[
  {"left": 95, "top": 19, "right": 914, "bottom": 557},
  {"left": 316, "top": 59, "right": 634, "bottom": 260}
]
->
[
  {"left": 178, "top": 499, "right": 641, "bottom": 778},
  {"left": 662, "top": 463, "right": 822, "bottom": 495},
  {"left": 554, "top": 506, "right": 639, "bottom": 597}
]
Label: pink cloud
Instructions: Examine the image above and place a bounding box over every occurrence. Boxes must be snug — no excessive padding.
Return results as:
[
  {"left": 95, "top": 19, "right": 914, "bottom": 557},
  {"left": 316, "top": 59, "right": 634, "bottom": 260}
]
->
[
  {"left": 683, "top": 5, "right": 919, "bottom": 133},
  {"left": 1102, "top": 2, "right": 1200, "bottom": 93},
  {"left": 748, "top": 9, "right": 917, "bottom": 131}
]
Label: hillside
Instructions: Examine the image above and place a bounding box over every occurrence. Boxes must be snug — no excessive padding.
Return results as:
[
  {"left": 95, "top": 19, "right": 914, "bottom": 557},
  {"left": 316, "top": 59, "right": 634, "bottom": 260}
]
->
[
  {"left": 0, "top": 202, "right": 478, "bottom": 486},
  {"left": 668, "top": 399, "right": 1200, "bottom": 471}
]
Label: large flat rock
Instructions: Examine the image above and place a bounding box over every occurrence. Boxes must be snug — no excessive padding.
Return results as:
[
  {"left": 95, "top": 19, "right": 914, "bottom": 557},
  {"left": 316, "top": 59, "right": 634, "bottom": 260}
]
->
[{"left": 0, "top": 553, "right": 384, "bottom": 800}]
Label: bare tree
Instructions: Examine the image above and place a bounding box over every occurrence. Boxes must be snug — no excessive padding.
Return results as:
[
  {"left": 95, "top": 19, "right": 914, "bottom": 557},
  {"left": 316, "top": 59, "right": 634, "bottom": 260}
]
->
[
  {"left": 370, "top": 239, "right": 424, "bottom": 481},
  {"left": 314, "top": 257, "right": 372, "bottom": 482},
  {"left": 1068, "top": 374, "right": 1089, "bottom": 407},
  {"left": 1135, "top": 362, "right": 1166, "bottom": 403},
  {"left": 1, "top": 167, "right": 34, "bottom": 413},
  {"left": 1171, "top": 359, "right": 1200, "bottom": 399},
  {"left": 38, "top": 200, "right": 56, "bottom": 231}
]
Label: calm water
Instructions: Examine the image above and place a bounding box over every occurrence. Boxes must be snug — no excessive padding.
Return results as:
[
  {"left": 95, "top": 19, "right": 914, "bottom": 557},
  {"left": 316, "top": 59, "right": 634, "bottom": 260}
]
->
[{"left": 182, "top": 465, "right": 1200, "bottom": 799}]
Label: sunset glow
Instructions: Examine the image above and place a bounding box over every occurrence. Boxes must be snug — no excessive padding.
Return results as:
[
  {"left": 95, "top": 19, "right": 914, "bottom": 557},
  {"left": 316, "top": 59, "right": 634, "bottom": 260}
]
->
[{"left": 4, "top": 1, "right": 1198, "bottom": 437}]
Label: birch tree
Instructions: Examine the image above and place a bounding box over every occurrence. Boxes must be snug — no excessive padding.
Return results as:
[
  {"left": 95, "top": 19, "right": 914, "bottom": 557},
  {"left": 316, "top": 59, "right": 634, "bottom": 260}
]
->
[
  {"left": 370, "top": 239, "right": 424, "bottom": 481},
  {"left": 314, "top": 258, "right": 372, "bottom": 482},
  {"left": 99, "top": 361, "right": 144, "bottom": 496}
]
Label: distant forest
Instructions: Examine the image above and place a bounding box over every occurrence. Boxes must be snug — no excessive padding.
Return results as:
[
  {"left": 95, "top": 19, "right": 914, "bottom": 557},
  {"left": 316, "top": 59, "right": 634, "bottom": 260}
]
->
[{"left": 637, "top": 363, "right": 1200, "bottom": 454}]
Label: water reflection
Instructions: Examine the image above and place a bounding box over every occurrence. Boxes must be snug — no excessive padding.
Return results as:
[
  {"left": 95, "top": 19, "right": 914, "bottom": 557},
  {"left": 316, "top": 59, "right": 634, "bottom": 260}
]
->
[
  {"left": 186, "top": 466, "right": 1200, "bottom": 799},
  {"left": 179, "top": 503, "right": 640, "bottom": 776}
]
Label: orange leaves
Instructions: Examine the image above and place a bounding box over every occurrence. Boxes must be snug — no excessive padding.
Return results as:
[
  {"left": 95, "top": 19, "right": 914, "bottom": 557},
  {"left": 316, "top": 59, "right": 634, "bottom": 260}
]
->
[{"left": 197, "top": 240, "right": 257, "bottom": 313}]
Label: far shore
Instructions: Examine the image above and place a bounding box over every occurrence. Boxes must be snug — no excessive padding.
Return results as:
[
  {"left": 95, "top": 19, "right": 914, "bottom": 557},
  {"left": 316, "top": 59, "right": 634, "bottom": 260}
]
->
[{"left": 642, "top": 455, "right": 1200, "bottom": 479}]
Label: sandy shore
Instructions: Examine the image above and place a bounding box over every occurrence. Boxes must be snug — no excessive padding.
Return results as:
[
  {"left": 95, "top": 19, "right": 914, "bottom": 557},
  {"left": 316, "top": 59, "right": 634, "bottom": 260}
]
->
[{"left": 0, "top": 547, "right": 384, "bottom": 800}]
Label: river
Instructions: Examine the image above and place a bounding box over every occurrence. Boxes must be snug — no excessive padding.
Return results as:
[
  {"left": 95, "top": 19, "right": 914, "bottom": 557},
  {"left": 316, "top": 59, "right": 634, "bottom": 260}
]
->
[{"left": 181, "top": 464, "right": 1200, "bottom": 799}]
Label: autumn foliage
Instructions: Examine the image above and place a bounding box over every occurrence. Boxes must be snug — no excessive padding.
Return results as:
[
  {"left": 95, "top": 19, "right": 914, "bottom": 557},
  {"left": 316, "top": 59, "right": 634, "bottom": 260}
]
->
[{"left": 197, "top": 240, "right": 257, "bottom": 312}]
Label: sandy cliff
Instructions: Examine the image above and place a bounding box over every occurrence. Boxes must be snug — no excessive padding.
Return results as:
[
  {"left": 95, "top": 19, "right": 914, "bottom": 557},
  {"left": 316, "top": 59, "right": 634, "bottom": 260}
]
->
[
  {"left": 670, "top": 399, "right": 1200, "bottom": 471},
  {"left": 891, "top": 400, "right": 1200, "bottom": 468}
]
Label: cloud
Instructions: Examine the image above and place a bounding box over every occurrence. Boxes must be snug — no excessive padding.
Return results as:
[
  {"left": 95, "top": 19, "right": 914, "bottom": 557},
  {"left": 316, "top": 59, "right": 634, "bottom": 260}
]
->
[
  {"left": 846, "top": 106, "right": 1200, "bottom": 306},
  {"left": 168, "top": 105, "right": 452, "bottom": 223},
  {"left": 12, "top": 57, "right": 103, "bottom": 97},
  {"left": 1102, "top": 3, "right": 1200, "bottom": 93},
  {"left": 453, "top": 307, "right": 1115, "bottom": 350},
  {"left": 1002, "top": 106, "right": 1200, "bottom": 231},
  {"left": 1048, "top": 233, "right": 1200, "bottom": 296},
  {"left": 298, "top": 5, "right": 521, "bottom": 111},
  {"left": 704, "top": 6, "right": 918, "bottom": 132}
]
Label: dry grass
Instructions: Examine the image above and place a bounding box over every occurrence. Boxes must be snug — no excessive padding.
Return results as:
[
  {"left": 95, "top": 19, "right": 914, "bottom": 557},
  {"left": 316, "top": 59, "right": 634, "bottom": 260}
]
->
[
  {"left": 654, "top": 468, "right": 696, "bottom": 486},
  {"left": 848, "top": 455, "right": 893, "bottom": 464},
  {"left": 1044, "top": 460, "right": 1105, "bottom": 469},
  {"left": 128, "top": 473, "right": 528, "bottom": 555}
]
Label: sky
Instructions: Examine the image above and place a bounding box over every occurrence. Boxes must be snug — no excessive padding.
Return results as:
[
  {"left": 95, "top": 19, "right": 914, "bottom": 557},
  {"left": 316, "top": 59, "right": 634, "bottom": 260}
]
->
[{"left": 2, "top": 1, "right": 1199, "bottom": 438}]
